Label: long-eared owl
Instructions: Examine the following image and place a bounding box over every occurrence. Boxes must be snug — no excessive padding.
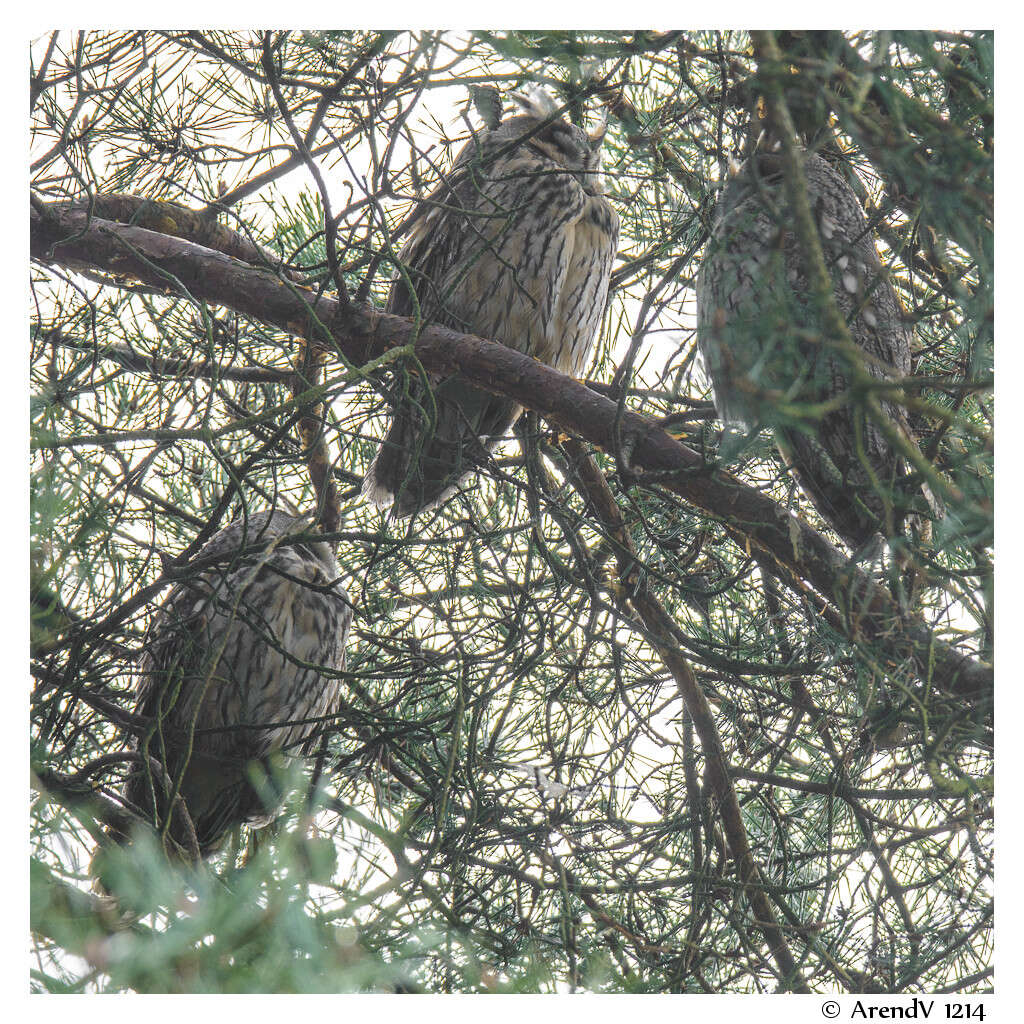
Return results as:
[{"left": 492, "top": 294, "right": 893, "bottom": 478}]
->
[
  {"left": 362, "top": 90, "right": 619, "bottom": 518},
  {"left": 696, "top": 149, "right": 940, "bottom": 549},
  {"left": 123, "top": 510, "right": 351, "bottom": 857}
]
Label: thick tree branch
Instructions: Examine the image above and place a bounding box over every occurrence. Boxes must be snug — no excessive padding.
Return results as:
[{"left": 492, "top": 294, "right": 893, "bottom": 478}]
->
[
  {"left": 58, "top": 194, "right": 307, "bottom": 281},
  {"left": 30, "top": 199, "right": 991, "bottom": 702}
]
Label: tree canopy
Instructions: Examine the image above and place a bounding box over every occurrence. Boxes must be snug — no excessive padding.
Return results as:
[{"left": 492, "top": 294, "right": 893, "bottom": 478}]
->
[{"left": 30, "top": 29, "right": 992, "bottom": 994}]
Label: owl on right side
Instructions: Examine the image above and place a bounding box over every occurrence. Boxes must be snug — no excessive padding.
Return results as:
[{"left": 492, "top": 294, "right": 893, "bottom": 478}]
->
[{"left": 696, "top": 149, "right": 941, "bottom": 551}]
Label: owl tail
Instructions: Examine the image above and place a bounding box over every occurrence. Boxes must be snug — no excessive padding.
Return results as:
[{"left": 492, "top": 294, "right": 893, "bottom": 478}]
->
[
  {"left": 778, "top": 423, "right": 944, "bottom": 552},
  {"left": 363, "top": 377, "right": 519, "bottom": 518},
  {"left": 92, "top": 765, "right": 205, "bottom": 888},
  {"left": 114, "top": 750, "right": 272, "bottom": 861},
  {"left": 116, "top": 757, "right": 213, "bottom": 859}
]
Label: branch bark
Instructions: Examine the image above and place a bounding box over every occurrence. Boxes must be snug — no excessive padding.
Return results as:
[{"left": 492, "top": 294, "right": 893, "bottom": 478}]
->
[
  {"left": 60, "top": 194, "right": 307, "bottom": 281},
  {"left": 291, "top": 336, "right": 341, "bottom": 537},
  {"left": 30, "top": 198, "right": 991, "bottom": 703}
]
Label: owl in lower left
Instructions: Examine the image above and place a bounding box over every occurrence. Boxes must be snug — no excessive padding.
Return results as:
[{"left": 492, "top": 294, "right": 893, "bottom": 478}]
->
[
  {"left": 117, "top": 510, "right": 351, "bottom": 858},
  {"left": 362, "top": 89, "right": 619, "bottom": 518}
]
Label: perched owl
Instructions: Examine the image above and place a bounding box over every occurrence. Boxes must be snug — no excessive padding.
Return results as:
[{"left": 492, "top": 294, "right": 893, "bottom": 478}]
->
[
  {"left": 362, "top": 90, "right": 619, "bottom": 517},
  {"left": 696, "top": 149, "right": 940, "bottom": 549},
  {"left": 121, "top": 510, "right": 351, "bottom": 858}
]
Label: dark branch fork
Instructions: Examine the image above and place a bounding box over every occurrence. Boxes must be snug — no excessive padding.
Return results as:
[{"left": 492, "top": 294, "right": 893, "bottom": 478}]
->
[{"left": 30, "top": 199, "right": 991, "bottom": 702}]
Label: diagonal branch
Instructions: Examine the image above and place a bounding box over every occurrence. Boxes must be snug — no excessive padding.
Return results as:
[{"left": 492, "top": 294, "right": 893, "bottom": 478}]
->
[
  {"left": 30, "top": 198, "right": 991, "bottom": 703},
  {"left": 55, "top": 193, "right": 307, "bottom": 282}
]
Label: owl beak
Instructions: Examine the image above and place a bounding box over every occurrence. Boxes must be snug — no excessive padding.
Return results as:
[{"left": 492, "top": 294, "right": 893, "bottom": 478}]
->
[{"left": 587, "top": 112, "right": 609, "bottom": 150}]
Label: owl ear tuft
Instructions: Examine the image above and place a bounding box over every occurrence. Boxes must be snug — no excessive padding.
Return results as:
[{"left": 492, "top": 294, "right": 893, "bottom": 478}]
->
[
  {"left": 470, "top": 85, "right": 504, "bottom": 130},
  {"left": 587, "top": 110, "right": 609, "bottom": 149},
  {"left": 510, "top": 87, "right": 560, "bottom": 120}
]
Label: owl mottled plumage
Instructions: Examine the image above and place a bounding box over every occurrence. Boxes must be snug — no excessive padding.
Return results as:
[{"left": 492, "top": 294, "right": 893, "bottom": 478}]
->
[
  {"left": 696, "top": 150, "right": 939, "bottom": 548},
  {"left": 124, "top": 510, "right": 351, "bottom": 857},
  {"left": 363, "top": 91, "right": 619, "bottom": 517}
]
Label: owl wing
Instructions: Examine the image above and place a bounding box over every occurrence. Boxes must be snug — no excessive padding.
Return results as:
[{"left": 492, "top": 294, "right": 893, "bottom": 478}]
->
[
  {"left": 127, "top": 514, "right": 282, "bottom": 841},
  {"left": 132, "top": 512, "right": 280, "bottom": 733},
  {"left": 786, "top": 156, "right": 935, "bottom": 544},
  {"left": 552, "top": 197, "right": 619, "bottom": 377},
  {"left": 696, "top": 171, "right": 790, "bottom": 428},
  {"left": 802, "top": 156, "right": 913, "bottom": 380}
]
